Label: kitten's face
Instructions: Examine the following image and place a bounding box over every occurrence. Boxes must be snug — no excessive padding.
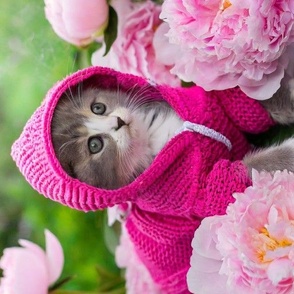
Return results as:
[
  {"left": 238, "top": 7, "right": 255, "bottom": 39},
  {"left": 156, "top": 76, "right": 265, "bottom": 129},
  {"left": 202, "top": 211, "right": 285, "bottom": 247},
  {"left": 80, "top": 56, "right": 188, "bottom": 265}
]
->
[{"left": 51, "top": 86, "right": 156, "bottom": 189}]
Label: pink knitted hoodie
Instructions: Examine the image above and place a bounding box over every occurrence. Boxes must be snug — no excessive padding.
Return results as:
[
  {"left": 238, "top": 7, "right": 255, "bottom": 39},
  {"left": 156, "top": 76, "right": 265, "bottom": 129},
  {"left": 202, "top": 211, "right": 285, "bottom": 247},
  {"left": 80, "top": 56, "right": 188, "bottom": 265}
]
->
[{"left": 11, "top": 66, "right": 274, "bottom": 293}]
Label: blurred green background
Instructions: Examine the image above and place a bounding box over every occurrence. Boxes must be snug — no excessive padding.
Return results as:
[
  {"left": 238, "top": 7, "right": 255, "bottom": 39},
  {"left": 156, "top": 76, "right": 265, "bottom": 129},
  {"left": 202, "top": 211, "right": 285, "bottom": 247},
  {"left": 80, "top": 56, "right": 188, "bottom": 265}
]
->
[{"left": 0, "top": 0, "right": 123, "bottom": 292}]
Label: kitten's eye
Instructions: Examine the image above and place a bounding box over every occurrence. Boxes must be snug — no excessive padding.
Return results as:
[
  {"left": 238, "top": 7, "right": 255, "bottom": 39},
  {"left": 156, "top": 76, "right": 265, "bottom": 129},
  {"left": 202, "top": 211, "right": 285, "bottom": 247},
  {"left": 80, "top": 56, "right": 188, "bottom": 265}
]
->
[
  {"left": 88, "top": 136, "right": 103, "bottom": 154},
  {"left": 91, "top": 102, "right": 106, "bottom": 115}
]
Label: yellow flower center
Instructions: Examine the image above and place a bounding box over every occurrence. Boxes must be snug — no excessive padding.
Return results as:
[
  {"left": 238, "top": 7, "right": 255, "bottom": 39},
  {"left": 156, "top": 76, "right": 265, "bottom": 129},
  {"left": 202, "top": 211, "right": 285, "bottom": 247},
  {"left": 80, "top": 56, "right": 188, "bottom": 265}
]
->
[
  {"left": 256, "top": 227, "right": 292, "bottom": 263},
  {"left": 220, "top": 0, "right": 232, "bottom": 10}
]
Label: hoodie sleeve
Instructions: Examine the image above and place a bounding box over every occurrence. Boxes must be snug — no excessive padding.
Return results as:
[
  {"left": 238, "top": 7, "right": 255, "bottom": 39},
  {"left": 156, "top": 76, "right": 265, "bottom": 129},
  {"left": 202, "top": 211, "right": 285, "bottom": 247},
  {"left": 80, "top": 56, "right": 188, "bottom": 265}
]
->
[
  {"left": 216, "top": 88, "right": 275, "bottom": 134},
  {"left": 199, "top": 159, "right": 251, "bottom": 217}
]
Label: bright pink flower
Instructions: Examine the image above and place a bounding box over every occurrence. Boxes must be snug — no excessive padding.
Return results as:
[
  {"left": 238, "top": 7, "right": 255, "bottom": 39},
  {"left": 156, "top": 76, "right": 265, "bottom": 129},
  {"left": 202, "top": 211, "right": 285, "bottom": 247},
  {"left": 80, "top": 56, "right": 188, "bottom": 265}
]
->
[
  {"left": 44, "top": 0, "right": 109, "bottom": 47},
  {"left": 91, "top": 0, "right": 180, "bottom": 86},
  {"left": 187, "top": 170, "right": 294, "bottom": 293},
  {"left": 160, "top": 0, "right": 294, "bottom": 99},
  {"left": 0, "top": 230, "right": 64, "bottom": 294},
  {"left": 116, "top": 225, "right": 161, "bottom": 294}
]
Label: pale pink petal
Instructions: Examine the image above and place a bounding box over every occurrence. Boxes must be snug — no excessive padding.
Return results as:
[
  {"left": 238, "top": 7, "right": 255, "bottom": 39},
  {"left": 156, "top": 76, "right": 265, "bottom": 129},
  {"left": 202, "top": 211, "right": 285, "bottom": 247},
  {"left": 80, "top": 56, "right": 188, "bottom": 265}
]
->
[
  {"left": 62, "top": 0, "right": 108, "bottom": 38},
  {"left": 18, "top": 239, "right": 46, "bottom": 262},
  {"left": 187, "top": 267, "right": 229, "bottom": 294},
  {"left": 0, "top": 248, "right": 48, "bottom": 294},
  {"left": 190, "top": 252, "right": 222, "bottom": 273},
  {"left": 238, "top": 64, "right": 285, "bottom": 100},
  {"left": 44, "top": 0, "right": 109, "bottom": 46},
  {"left": 267, "top": 258, "right": 293, "bottom": 285},
  {"left": 153, "top": 23, "right": 178, "bottom": 67},
  {"left": 45, "top": 229, "right": 64, "bottom": 285},
  {"left": 191, "top": 217, "right": 223, "bottom": 260}
]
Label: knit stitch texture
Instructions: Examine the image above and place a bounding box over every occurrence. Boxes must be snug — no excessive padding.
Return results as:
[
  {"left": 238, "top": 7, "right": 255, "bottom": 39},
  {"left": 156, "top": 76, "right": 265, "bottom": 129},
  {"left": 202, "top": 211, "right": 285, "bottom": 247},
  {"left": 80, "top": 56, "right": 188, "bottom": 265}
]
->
[{"left": 11, "top": 66, "right": 274, "bottom": 293}]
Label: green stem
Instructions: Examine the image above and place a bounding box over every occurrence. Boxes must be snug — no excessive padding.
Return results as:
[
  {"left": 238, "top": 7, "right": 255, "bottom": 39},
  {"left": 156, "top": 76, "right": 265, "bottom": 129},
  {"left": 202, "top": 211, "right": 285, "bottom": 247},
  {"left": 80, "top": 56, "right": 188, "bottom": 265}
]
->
[
  {"left": 76, "top": 47, "right": 91, "bottom": 69},
  {"left": 49, "top": 276, "right": 75, "bottom": 292}
]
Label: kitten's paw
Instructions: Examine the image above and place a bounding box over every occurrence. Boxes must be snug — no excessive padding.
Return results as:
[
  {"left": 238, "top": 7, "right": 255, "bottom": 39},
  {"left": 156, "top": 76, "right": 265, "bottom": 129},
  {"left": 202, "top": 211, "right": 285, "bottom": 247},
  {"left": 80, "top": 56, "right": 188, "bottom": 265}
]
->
[{"left": 243, "top": 137, "right": 294, "bottom": 177}]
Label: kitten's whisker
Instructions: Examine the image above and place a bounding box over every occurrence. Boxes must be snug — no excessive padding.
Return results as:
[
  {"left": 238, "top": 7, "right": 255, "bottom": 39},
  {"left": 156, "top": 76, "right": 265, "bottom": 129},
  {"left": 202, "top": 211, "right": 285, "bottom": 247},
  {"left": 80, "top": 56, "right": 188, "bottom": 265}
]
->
[
  {"left": 57, "top": 123, "right": 77, "bottom": 139},
  {"left": 125, "top": 85, "right": 139, "bottom": 108},
  {"left": 77, "top": 82, "right": 84, "bottom": 108},
  {"left": 126, "top": 84, "right": 153, "bottom": 106},
  {"left": 52, "top": 133, "right": 72, "bottom": 137},
  {"left": 66, "top": 84, "right": 82, "bottom": 111},
  {"left": 126, "top": 84, "right": 139, "bottom": 101},
  {"left": 126, "top": 94, "right": 150, "bottom": 110},
  {"left": 64, "top": 90, "right": 80, "bottom": 111},
  {"left": 125, "top": 84, "right": 160, "bottom": 111},
  {"left": 58, "top": 139, "right": 77, "bottom": 158}
]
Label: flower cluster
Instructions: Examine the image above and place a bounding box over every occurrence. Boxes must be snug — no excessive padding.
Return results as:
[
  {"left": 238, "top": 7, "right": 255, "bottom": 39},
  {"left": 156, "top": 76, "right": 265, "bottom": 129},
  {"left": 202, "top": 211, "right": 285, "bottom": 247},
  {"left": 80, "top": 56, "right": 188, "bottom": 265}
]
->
[
  {"left": 44, "top": 0, "right": 294, "bottom": 99},
  {"left": 187, "top": 170, "right": 294, "bottom": 294}
]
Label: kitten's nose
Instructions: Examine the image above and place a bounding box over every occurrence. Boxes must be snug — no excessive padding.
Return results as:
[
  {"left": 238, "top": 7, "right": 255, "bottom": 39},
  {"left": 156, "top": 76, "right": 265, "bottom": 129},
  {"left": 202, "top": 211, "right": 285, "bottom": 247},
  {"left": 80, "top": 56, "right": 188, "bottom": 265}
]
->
[{"left": 116, "top": 117, "right": 126, "bottom": 130}]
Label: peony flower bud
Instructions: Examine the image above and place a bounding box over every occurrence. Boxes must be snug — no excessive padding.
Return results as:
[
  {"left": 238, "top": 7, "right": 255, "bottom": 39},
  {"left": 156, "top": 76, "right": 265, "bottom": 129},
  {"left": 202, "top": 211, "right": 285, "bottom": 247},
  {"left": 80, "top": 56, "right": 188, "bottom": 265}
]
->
[
  {"left": 0, "top": 230, "right": 64, "bottom": 294},
  {"left": 44, "top": 0, "right": 109, "bottom": 47}
]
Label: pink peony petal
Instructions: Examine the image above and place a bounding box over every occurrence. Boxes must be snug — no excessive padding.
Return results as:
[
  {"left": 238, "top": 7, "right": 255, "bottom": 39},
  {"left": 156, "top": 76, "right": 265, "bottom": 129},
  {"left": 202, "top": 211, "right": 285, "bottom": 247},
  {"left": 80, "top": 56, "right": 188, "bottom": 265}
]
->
[
  {"left": 187, "top": 267, "right": 229, "bottom": 294},
  {"left": 267, "top": 258, "right": 293, "bottom": 285},
  {"left": 18, "top": 239, "right": 46, "bottom": 262},
  {"left": 191, "top": 217, "right": 223, "bottom": 260},
  {"left": 45, "top": 229, "right": 64, "bottom": 285},
  {"left": 44, "top": 0, "right": 109, "bottom": 46},
  {"left": 0, "top": 248, "right": 48, "bottom": 294},
  {"left": 153, "top": 23, "right": 179, "bottom": 67},
  {"left": 0, "top": 230, "right": 64, "bottom": 293}
]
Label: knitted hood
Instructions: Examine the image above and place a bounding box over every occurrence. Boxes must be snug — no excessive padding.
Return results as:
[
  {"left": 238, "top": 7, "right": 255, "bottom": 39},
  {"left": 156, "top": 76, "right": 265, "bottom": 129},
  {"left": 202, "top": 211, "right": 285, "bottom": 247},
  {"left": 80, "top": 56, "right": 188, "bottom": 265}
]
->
[{"left": 11, "top": 66, "right": 273, "bottom": 216}]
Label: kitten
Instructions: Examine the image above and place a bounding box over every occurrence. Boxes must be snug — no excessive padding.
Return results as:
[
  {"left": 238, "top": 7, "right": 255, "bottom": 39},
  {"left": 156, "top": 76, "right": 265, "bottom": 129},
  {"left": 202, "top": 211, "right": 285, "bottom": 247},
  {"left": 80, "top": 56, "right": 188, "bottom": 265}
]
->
[
  {"left": 51, "top": 85, "right": 183, "bottom": 189},
  {"left": 52, "top": 78, "right": 294, "bottom": 190}
]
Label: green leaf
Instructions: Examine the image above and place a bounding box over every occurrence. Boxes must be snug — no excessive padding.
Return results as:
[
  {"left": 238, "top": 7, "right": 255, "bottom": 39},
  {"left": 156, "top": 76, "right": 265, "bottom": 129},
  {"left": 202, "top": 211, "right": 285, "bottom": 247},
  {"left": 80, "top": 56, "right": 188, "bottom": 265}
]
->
[
  {"left": 95, "top": 264, "right": 125, "bottom": 293},
  {"left": 49, "top": 276, "right": 75, "bottom": 292},
  {"left": 103, "top": 6, "right": 118, "bottom": 56},
  {"left": 246, "top": 124, "right": 294, "bottom": 148},
  {"left": 181, "top": 80, "right": 195, "bottom": 88}
]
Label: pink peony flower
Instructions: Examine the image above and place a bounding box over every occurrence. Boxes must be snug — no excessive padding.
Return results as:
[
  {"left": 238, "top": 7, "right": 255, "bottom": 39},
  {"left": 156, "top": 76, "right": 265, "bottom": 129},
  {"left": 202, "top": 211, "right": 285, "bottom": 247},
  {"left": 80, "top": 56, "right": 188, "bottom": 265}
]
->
[
  {"left": 160, "top": 0, "right": 294, "bottom": 99},
  {"left": 116, "top": 225, "right": 161, "bottom": 294},
  {"left": 0, "top": 230, "right": 64, "bottom": 294},
  {"left": 187, "top": 170, "right": 294, "bottom": 294},
  {"left": 44, "top": 0, "right": 109, "bottom": 47},
  {"left": 91, "top": 0, "right": 181, "bottom": 86}
]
